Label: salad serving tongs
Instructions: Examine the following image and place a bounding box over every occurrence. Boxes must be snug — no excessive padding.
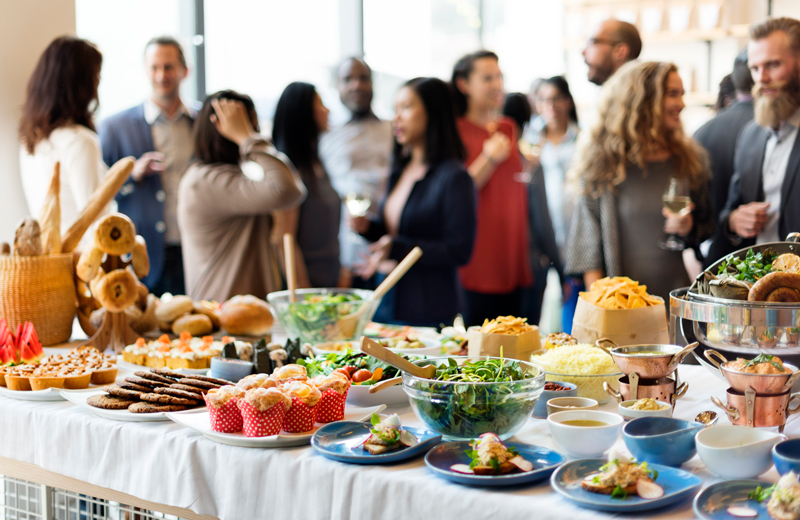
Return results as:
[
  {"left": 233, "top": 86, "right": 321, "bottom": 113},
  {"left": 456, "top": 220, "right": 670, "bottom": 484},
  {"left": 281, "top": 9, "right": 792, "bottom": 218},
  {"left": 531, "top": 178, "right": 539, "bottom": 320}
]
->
[{"left": 360, "top": 336, "right": 437, "bottom": 380}]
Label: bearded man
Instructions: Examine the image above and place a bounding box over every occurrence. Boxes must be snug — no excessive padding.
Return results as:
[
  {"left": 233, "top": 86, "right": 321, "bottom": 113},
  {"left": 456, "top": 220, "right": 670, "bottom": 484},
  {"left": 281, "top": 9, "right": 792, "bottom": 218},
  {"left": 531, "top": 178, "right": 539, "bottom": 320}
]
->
[{"left": 709, "top": 17, "right": 800, "bottom": 262}]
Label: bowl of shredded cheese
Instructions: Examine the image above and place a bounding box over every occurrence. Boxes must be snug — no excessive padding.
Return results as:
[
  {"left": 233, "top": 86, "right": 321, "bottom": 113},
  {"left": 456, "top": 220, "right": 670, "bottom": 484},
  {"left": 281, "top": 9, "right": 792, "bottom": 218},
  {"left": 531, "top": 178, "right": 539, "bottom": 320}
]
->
[{"left": 529, "top": 345, "right": 622, "bottom": 404}]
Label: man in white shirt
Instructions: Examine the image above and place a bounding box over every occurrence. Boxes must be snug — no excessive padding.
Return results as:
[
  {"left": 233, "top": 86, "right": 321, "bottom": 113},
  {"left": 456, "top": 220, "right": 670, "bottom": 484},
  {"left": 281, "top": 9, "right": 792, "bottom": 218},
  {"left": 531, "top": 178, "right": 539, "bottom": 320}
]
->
[
  {"left": 319, "top": 57, "right": 393, "bottom": 287},
  {"left": 711, "top": 17, "right": 800, "bottom": 261},
  {"left": 100, "top": 36, "right": 197, "bottom": 295}
]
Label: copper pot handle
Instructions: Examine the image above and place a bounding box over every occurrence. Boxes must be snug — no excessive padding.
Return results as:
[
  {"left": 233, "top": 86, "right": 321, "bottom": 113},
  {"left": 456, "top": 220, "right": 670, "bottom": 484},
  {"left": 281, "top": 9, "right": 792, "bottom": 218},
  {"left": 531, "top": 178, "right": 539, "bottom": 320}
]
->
[
  {"left": 788, "top": 394, "right": 800, "bottom": 417},
  {"left": 704, "top": 349, "right": 728, "bottom": 370},
  {"left": 595, "top": 338, "right": 619, "bottom": 358},
  {"left": 711, "top": 395, "right": 739, "bottom": 421},
  {"left": 670, "top": 342, "right": 699, "bottom": 366},
  {"left": 784, "top": 371, "right": 800, "bottom": 391},
  {"left": 604, "top": 381, "right": 621, "bottom": 403},
  {"left": 674, "top": 381, "right": 689, "bottom": 401}
]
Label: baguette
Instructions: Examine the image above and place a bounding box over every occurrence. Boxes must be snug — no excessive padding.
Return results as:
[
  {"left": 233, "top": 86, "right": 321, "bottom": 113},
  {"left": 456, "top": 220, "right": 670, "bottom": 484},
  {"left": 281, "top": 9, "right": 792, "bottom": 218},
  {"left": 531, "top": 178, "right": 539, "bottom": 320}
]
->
[
  {"left": 38, "top": 161, "right": 62, "bottom": 254},
  {"left": 61, "top": 157, "right": 135, "bottom": 253}
]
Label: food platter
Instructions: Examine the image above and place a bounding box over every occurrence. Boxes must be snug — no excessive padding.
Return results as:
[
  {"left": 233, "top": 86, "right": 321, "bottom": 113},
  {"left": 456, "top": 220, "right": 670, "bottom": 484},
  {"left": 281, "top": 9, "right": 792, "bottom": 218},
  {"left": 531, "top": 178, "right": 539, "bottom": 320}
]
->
[
  {"left": 311, "top": 421, "right": 441, "bottom": 463},
  {"left": 693, "top": 480, "right": 773, "bottom": 519},
  {"left": 167, "top": 404, "right": 386, "bottom": 448},
  {"left": 61, "top": 389, "right": 206, "bottom": 422}
]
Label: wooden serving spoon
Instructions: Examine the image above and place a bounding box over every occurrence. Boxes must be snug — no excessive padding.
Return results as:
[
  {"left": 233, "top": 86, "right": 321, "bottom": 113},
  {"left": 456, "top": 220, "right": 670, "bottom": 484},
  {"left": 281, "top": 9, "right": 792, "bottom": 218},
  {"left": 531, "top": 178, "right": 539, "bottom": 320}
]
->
[
  {"left": 369, "top": 376, "right": 401, "bottom": 394},
  {"left": 360, "top": 336, "right": 436, "bottom": 379},
  {"left": 283, "top": 233, "right": 297, "bottom": 303}
]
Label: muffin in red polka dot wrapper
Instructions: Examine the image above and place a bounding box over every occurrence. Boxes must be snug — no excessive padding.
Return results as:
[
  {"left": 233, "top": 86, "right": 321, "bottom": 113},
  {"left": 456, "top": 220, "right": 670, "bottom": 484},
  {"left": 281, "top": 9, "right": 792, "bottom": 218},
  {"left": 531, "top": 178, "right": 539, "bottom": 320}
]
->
[
  {"left": 236, "top": 373, "right": 277, "bottom": 391},
  {"left": 311, "top": 372, "right": 351, "bottom": 423},
  {"left": 237, "top": 387, "right": 291, "bottom": 437},
  {"left": 204, "top": 386, "right": 246, "bottom": 433},
  {"left": 270, "top": 364, "right": 309, "bottom": 385},
  {"left": 280, "top": 381, "right": 322, "bottom": 433}
]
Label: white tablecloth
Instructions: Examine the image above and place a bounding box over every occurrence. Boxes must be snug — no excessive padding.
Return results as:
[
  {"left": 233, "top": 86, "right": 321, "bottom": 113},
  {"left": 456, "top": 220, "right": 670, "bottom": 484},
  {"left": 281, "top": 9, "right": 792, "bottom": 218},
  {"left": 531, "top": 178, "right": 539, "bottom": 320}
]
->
[{"left": 0, "top": 363, "right": 794, "bottom": 520}]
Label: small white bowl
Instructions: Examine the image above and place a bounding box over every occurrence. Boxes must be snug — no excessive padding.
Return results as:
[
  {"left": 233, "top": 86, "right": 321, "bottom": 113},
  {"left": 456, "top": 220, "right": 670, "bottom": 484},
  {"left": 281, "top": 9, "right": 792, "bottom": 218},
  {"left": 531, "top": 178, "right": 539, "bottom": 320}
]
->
[
  {"left": 696, "top": 425, "right": 786, "bottom": 479},
  {"left": 618, "top": 399, "right": 673, "bottom": 421},
  {"left": 346, "top": 382, "right": 408, "bottom": 407},
  {"left": 547, "top": 410, "right": 623, "bottom": 458},
  {"left": 546, "top": 397, "right": 599, "bottom": 415}
]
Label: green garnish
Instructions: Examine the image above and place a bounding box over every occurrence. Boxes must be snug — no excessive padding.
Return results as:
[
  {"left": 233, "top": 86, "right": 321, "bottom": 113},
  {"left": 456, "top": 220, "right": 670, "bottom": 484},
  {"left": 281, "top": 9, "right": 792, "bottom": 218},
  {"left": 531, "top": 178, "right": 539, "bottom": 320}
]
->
[
  {"left": 743, "top": 354, "right": 785, "bottom": 372},
  {"left": 370, "top": 413, "right": 380, "bottom": 426},
  {"left": 749, "top": 484, "right": 776, "bottom": 502},
  {"left": 592, "top": 476, "right": 601, "bottom": 484},
  {"left": 489, "top": 458, "right": 501, "bottom": 473},
  {"left": 611, "top": 486, "right": 627, "bottom": 500},
  {"left": 718, "top": 248, "right": 777, "bottom": 283}
]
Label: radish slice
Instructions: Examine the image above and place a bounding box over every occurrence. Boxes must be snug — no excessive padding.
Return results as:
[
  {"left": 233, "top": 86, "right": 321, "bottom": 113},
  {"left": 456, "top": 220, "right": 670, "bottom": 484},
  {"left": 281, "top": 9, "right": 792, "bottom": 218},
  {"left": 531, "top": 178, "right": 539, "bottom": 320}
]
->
[
  {"left": 636, "top": 479, "right": 664, "bottom": 499},
  {"left": 399, "top": 430, "right": 419, "bottom": 447},
  {"left": 726, "top": 506, "right": 758, "bottom": 518},
  {"left": 450, "top": 464, "right": 474, "bottom": 474},
  {"left": 509, "top": 456, "right": 533, "bottom": 472}
]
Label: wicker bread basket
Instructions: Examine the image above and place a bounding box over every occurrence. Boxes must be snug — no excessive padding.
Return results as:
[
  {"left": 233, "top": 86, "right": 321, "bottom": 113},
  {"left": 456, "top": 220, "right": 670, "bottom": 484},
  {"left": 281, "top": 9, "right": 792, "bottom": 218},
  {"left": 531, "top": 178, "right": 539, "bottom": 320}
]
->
[{"left": 0, "top": 253, "right": 76, "bottom": 346}]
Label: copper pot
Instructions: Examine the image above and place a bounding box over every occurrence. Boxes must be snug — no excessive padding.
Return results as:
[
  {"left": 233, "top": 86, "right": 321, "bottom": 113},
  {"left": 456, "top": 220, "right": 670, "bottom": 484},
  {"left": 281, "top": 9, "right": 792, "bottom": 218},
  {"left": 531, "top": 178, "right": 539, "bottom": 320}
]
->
[
  {"left": 604, "top": 372, "right": 688, "bottom": 404},
  {"left": 711, "top": 387, "right": 800, "bottom": 431},
  {"left": 595, "top": 338, "right": 697, "bottom": 379},
  {"left": 704, "top": 349, "right": 800, "bottom": 394}
]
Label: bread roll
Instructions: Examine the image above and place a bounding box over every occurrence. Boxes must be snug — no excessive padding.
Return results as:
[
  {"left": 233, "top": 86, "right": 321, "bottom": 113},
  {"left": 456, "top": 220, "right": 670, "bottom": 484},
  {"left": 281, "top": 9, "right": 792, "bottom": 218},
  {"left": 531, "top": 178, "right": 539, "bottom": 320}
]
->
[
  {"left": 172, "top": 314, "right": 213, "bottom": 336},
  {"left": 155, "top": 295, "right": 194, "bottom": 322},
  {"left": 95, "top": 268, "right": 139, "bottom": 313},
  {"left": 131, "top": 235, "right": 150, "bottom": 278},
  {"left": 193, "top": 300, "right": 221, "bottom": 330},
  {"left": 76, "top": 246, "right": 105, "bottom": 282},
  {"left": 14, "top": 218, "right": 42, "bottom": 256},
  {"left": 39, "top": 162, "right": 61, "bottom": 254},
  {"left": 219, "top": 295, "right": 273, "bottom": 336},
  {"left": 94, "top": 214, "right": 136, "bottom": 256}
]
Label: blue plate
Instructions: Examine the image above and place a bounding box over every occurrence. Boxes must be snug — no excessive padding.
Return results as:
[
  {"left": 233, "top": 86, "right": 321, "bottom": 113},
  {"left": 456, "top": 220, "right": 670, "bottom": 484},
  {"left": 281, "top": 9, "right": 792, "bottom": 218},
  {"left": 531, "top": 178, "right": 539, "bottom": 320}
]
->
[
  {"left": 311, "top": 421, "right": 441, "bottom": 464},
  {"left": 424, "top": 441, "right": 566, "bottom": 487},
  {"left": 550, "top": 459, "right": 702, "bottom": 512},
  {"left": 694, "top": 480, "right": 773, "bottom": 519}
]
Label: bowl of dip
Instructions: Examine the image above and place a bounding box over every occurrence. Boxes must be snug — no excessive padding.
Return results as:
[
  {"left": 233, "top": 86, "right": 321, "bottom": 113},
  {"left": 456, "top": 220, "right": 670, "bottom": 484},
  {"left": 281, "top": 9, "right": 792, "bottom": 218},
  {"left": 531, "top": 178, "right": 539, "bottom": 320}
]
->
[
  {"left": 618, "top": 398, "right": 673, "bottom": 421},
  {"left": 545, "top": 396, "right": 598, "bottom": 416},
  {"left": 547, "top": 410, "right": 623, "bottom": 459}
]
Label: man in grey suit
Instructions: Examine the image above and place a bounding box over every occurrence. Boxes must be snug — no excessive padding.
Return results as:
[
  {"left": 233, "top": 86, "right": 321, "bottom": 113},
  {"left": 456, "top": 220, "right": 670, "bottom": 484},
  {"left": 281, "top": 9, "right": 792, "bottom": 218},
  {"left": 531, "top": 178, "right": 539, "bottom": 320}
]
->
[
  {"left": 695, "top": 50, "right": 754, "bottom": 266},
  {"left": 709, "top": 17, "right": 800, "bottom": 263}
]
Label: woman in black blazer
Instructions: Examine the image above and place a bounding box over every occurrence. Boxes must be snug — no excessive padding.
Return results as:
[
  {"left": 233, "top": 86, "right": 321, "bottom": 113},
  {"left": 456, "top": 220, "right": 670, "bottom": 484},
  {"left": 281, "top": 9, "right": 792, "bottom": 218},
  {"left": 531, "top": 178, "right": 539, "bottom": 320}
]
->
[{"left": 351, "top": 77, "right": 477, "bottom": 326}]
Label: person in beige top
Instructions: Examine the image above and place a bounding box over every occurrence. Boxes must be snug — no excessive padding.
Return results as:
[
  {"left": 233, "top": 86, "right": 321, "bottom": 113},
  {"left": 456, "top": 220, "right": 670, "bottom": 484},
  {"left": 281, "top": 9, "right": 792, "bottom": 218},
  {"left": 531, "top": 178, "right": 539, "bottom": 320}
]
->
[{"left": 178, "top": 91, "right": 306, "bottom": 302}]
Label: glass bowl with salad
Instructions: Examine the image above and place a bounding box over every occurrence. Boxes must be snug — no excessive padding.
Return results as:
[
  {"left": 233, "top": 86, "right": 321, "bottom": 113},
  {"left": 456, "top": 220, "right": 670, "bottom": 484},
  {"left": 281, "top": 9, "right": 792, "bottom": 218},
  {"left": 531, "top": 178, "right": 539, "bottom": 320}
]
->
[
  {"left": 267, "top": 288, "right": 379, "bottom": 344},
  {"left": 402, "top": 356, "right": 545, "bottom": 441}
]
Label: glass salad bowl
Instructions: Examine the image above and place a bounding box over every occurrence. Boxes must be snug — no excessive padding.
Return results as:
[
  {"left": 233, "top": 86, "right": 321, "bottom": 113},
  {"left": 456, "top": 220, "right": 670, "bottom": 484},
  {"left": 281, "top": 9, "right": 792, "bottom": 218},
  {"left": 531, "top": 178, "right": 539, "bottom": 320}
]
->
[{"left": 402, "top": 356, "right": 545, "bottom": 441}]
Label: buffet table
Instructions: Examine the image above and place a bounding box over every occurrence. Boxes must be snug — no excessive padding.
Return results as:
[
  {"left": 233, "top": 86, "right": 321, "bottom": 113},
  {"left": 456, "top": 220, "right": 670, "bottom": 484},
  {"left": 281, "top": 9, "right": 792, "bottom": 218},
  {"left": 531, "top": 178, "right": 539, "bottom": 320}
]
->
[{"left": 1, "top": 361, "right": 794, "bottom": 520}]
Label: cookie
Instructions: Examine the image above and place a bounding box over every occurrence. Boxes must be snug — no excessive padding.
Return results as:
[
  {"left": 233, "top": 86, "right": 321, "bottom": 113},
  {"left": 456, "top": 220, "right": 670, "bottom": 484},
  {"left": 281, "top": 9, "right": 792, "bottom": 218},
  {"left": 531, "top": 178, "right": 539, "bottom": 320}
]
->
[
  {"left": 183, "top": 374, "right": 234, "bottom": 386},
  {"left": 128, "top": 402, "right": 188, "bottom": 413},
  {"left": 87, "top": 394, "right": 136, "bottom": 410},
  {"left": 171, "top": 383, "right": 210, "bottom": 395},
  {"left": 154, "top": 387, "right": 202, "bottom": 400},
  {"left": 124, "top": 376, "right": 169, "bottom": 388},
  {"left": 177, "top": 378, "right": 222, "bottom": 391},
  {"left": 117, "top": 381, "right": 151, "bottom": 393},
  {"left": 151, "top": 368, "right": 183, "bottom": 379},
  {"left": 134, "top": 371, "right": 177, "bottom": 385},
  {"left": 106, "top": 385, "right": 144, "bottom": 400},
  {"left": 139, "top": 392, "right": 198, "bottom": 406}
]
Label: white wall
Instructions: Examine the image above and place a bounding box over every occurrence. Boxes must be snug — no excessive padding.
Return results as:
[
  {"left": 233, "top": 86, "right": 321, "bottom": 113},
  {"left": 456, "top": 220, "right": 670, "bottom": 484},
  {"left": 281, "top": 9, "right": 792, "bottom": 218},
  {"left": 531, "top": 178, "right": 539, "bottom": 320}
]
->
[{"left": 0, "top": 0, "right": 76, "bottom": 245}]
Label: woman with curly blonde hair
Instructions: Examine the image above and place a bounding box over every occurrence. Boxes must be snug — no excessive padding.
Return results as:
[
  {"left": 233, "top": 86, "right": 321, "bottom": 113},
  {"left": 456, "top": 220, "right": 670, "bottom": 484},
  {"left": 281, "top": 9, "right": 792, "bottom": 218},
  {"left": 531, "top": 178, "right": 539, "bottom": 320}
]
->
[{"left": 565, "top": 61, "right": 715, "bottom": 302}]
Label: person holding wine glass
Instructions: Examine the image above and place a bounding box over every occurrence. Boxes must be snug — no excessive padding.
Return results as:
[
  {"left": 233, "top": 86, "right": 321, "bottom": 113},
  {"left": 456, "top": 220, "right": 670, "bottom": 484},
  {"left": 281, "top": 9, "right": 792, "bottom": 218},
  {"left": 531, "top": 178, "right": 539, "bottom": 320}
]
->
[
  {"left": 565, "top": 61, "right": 715, "bottom": 303},
  {"left": 351, "top": 77, "right": 476, "bottom": 326}
]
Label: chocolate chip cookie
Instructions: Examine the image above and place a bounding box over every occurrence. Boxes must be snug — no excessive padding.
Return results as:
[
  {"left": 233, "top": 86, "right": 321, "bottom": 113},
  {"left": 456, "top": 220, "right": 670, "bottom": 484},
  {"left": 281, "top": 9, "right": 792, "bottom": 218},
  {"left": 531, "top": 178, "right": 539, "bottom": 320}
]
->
[
  {"left": 87, "top": 394, "right": 136, "bottom": 409},
  {"left": 106, "top": 385, "right": 144, "bottom": 400},
  {"left": 134, "top": 371, "right": 177, "bottom": 385},
  {"left": 128, "top": 402, "right": 188, "bottom": 413},
  {"left": 177, "top": 378, "right": 222, "bottom": 391},
  {"left": 154, "top": 387, "right": 202, "bottom": 400},
  {"left": 139, "top": 392, "right": 198, "bottom": 406},
  {"left": 150, "top": 368, "right": 183, "bottom": 379},
  {"left": 183, "top": 374, "right": 233, "bottom": 386},
  {"left": 124, "top": 376, "right": 169, "bottom": 388},
  {"left": 171, "top": 383, "right": 210, "bottom": 395},
  {"left": 117, "top": 381, "right": 151, "bottom": 393}
]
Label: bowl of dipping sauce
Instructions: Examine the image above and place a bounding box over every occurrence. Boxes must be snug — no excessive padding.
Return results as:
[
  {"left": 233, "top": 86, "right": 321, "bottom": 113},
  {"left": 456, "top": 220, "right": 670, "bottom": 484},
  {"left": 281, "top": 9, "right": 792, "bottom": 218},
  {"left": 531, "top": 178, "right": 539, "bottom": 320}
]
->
[
  {"left": 546, "top": 396, "right": 598, "bottom": 416},
  {"left": 547, "top": 410, "right": 623, "bottom": 458},
  {"left": 533, "top": 381, "right": 578, "bottom": 418},
  {"left": 618, "top": 398, "right": 673, "bottom": 421}
]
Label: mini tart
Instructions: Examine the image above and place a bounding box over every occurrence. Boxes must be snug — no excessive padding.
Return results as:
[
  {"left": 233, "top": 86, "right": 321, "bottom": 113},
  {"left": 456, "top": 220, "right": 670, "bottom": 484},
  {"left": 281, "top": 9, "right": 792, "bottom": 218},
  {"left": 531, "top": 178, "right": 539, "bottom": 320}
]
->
[
  {"left": 89, "top": 365, "right": 118, "bottom": 385},
  {"left": 29, "top": 374, "right": 67, "bottom": 391},
  {"left": 5, "top": 373, "right": 32, "bottom": 391},
  {"left": 62, "top": 372, "right": 93, "bottom": 389},
  {"left": 0, "top": 367, "right": 9, "bottom": 387}
]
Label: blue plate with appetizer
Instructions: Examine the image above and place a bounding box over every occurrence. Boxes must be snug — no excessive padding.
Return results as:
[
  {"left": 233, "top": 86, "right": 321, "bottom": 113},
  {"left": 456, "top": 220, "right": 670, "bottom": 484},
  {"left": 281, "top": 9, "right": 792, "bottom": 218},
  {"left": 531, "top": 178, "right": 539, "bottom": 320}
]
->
[
  {"left": 550, "top": 449, "right": 702, "bottom": 513},
  {"left": 424, "top": 434, "right": 566, "bottom": 487},
  {"left": 311, "top": 414, "right": 442, "bottom": 464},
  {"left": 694, "top": 474, "right": 800, "bottom": 520}
]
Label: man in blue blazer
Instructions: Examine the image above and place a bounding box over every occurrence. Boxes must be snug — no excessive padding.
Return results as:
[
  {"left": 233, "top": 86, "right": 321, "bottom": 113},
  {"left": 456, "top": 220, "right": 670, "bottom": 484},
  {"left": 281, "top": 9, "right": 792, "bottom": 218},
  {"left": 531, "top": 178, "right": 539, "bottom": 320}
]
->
[{"left": 100, "top": 36, "right": 197, "bottom": 295}]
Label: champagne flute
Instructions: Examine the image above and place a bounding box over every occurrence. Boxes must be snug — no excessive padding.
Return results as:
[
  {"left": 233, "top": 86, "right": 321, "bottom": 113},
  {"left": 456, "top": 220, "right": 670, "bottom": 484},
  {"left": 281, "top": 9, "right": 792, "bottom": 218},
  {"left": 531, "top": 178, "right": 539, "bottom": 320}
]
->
[{"left": 659, "top": 177, "right": 691, "bottom": 251}]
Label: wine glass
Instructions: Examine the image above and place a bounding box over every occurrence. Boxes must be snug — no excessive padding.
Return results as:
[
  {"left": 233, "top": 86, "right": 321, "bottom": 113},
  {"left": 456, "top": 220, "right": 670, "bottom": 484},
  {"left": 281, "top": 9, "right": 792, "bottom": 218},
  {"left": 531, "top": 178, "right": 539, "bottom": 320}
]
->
[
  {"left": 344, "top": 192, "right": 372, "bottom": 240},
  {"left": 514, "top": 137, "right": 541, "bottom": 184},
  {"left": 659, "top": 177, "right": 692, "bottom": 251}
]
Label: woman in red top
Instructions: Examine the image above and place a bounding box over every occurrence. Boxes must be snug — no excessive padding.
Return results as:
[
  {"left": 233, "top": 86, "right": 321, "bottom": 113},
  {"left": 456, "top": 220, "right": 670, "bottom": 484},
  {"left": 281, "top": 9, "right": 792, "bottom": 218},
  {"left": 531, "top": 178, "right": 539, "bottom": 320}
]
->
[{"left": 452, "top": 50, "right": 532, "bottom": 325}]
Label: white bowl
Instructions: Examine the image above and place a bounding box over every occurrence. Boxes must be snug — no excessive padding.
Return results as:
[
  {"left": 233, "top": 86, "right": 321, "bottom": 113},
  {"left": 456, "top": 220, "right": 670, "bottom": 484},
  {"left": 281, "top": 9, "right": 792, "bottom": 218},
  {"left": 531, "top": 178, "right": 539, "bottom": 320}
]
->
[
  {"left": 696, "top": 425, "right": 786, "bottom": 479},
  {"left": 385, "top": 337, "right": 442, "bottom": 357},
  {"left": 618, "top": 400, "right": 673, "bottom": 421},
  {"left": 346, "top": 382, "right": 408, "bottom": 407},
  {"left": 547, "top": 410, "right": 624, "bottom": 459},
  {"left": 546, "top": 397, "right": 599, "bottom": 415}
]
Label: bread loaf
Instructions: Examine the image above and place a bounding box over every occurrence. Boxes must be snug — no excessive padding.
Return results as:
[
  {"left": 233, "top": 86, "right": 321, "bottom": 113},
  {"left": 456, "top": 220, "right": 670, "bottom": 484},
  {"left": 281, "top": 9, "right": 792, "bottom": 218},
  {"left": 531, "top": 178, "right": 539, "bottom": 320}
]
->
[
  {"left": 220, "top": 295, "right": 273, "bottom": 336},
  {"left": 14, "top": 218, "right": 42, "bottom": 256},
  {"left": 38, "top": 162, "right": 62, "bottom": 254}
]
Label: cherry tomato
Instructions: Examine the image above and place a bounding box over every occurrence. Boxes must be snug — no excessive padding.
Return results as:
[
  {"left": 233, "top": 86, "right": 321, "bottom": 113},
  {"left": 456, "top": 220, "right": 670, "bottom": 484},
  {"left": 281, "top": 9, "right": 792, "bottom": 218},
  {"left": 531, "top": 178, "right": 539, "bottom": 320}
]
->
[
  {"left": 351, "top": 369, "right": 373, "bottom": 383},
  {"left": 343, "top": 365, "right": 357, "bottom": 375},
  {"left": 333, "top": 368, "right": 351, "bottom": 380}
]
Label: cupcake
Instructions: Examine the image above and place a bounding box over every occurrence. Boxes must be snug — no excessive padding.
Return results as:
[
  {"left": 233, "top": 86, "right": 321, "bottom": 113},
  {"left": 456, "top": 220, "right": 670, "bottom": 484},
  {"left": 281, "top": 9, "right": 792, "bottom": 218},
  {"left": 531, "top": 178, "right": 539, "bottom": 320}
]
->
[
  {"left": 204, "top": 385, "right": 246, "bottom": 433},
  {"left": 270, "top": 364, "right": 308, "bottom": 385},
  {"left": 238, "top": 387, "right": 291, "bottom": 437},
  {"left": 236, "top": 373, "right": 277, "bottom": 391},
  {"left": 281, "top": 381, "right": 322, "bottom": 433},
  {"left": 311, "top": 372, "right": 351, "bottom": 423}
]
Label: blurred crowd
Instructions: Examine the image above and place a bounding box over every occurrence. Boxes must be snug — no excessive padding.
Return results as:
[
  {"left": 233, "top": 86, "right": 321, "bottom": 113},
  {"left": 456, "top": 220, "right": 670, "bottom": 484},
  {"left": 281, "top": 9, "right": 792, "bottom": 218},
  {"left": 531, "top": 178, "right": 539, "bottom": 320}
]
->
[{"left": 17, "top": 16, "right": 800, "bottom": 328}]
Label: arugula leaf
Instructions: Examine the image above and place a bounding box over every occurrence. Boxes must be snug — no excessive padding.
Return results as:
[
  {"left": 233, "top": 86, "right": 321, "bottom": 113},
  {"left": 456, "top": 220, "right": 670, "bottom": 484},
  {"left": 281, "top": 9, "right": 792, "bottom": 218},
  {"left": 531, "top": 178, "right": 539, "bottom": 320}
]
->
[
  {"left": 465, "top": 449, "right": 481, "bottom": 470},
  {"left": 610, "top": 486, "right": 627, "bottom": 500},
  {"left": 749, "top": 484, "right": 776, "bottom": 503},
  {"left": 489, "top": 457, "right": 501, "bottom": 474},
  {"left": 370, "top": 413, "right": 380, "bottom": 426}
]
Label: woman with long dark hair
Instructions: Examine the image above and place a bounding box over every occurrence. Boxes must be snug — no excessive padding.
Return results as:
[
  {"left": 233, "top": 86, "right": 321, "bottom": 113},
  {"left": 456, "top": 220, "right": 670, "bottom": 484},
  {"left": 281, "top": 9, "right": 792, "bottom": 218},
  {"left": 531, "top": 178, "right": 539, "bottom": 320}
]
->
[
  {"left": 351, "top": 77, "right": 476, "bottom": 326},
  {"left": 178, "top": 91, "right": 305, "bottom": 301},
  {"left": 272, "top": 82, "right": 341, "bottom": 288},
  {"left": 451, "top": 50, "right": 532, "bottom": 325}
]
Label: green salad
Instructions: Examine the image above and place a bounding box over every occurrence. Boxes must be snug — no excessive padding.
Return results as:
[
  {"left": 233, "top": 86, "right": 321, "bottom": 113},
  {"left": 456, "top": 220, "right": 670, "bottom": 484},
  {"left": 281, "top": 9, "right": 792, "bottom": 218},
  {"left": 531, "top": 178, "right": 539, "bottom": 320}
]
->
[
  {"left": 282, "top": 293, "right": 363, "bottom": 343},
  {"left": 297, "top": 349, "right": 415, "bottom": 384},
  {"left": 408, "top": 356, "right": 540, "bottom": 439},
  {"left": 718, "top": 248, "right": 777, "bottom": 283}
]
